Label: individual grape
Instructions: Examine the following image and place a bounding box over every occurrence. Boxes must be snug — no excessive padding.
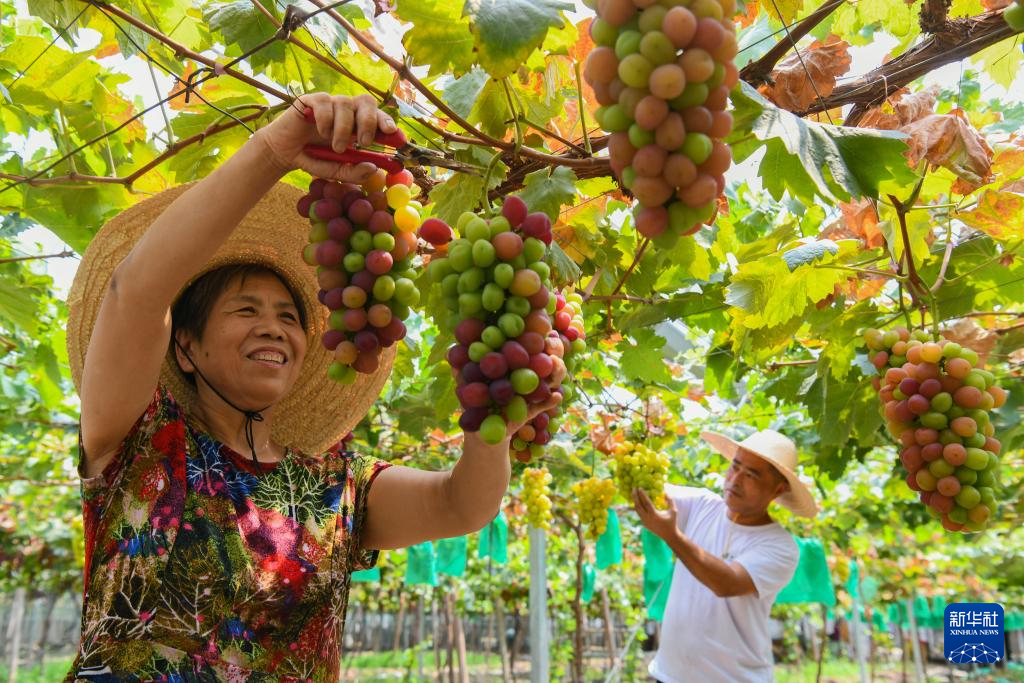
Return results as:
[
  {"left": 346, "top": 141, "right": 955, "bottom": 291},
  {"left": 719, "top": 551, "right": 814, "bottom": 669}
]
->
[
  {"left": 618, "top": 53, "right": 654, "bottom": 89},
  {"left": 639, "top": 31, "right": 677, "bottom": 65},
  {"left": 649, "top": 64, "right": 687, "bottom": 100},
  {"left": 662, "top": 6, "right": 697, "bottom": 48},
  {"left": 585, "top": 47, "right": 620, "bottom": 84},
  {"left": 633, "top": 145, "right": 669, "bottom": 177},
  {"left": 634, "top": 96, "right": 670, "bottom": 130},
  {"left": 679, "top": 48, "right": 715, "bottom": 83},
  {"left": 655, "top": 113, "right": 686, "bottom": 150}
]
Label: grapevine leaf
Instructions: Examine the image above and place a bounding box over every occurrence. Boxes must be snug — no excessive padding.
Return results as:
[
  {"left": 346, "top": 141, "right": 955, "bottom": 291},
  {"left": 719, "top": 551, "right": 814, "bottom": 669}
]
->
[
  {"left": 397, "top": 0, "right": 476, "bottom": 77},
  {"left": 957, "top": 190, "right": 1024, "bottom": 241},
  {"left": 443, "top": 68, "right": 490, "bottom": 120},
  {"left": 547, "top": 242, "right": 581, "bottom": 287},
  {"left": 463, "top": 0, "right": 573, "bottom": 79},
  {"left": 519, "top": 166, "right": 578, "bottom": 220},
  {"left": 781, "top": 240, "right": 839, "bottom": 271},
  {"left": 203, "top": 1, "right": 284, "bottom": 71},
  {"left": 728, "top": 82, "right": 916, "bottom": 204},
  {"left": 616, "top": 329, "right": 672, "bottom": 385}
]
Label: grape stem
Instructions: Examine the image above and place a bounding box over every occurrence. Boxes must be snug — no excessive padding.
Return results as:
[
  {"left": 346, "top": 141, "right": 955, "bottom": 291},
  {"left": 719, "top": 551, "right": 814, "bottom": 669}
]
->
[
  {"left": 573, "top": 61, "right": 593, "bottom": 156},
  {"left": 609, "top": 238, "right": 650, "bottom": 298},
  {"left": 480, "top": 152, "right": 505, "bottom": 217}
]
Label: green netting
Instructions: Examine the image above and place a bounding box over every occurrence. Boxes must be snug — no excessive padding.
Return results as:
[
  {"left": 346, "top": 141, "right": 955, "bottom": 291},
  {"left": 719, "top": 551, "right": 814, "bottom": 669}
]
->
[
  {"left": 1008, "top": 613, "right": 1024, "bottom": 631},
  {"left": 872, "top": 610, "right": 887, "bottom": 632},
  {"left": 888, "top": 602, "right": 908, "bottom": 628},
  {"left": 595, "top": 509, "right": 622, "bottom": 569},
  {"left": 776, "top": 537, "right": 836, "bottom": 607},
  {"left": 928, "top": 596, "right": 947, "bottom": 630},
  {"left": 642, "top": 529, "right": 674, "bottom": 621},
  {"left": 405, "top": 542, "right": 438, "bottom": 586},
  {"left": 351, "top": 567, "right": 380, "bottom": 582},
  {"left": 861, "top": 577, "right": 879, "bottom": 603},
  {"left": 914, "top": 595, "right": 931, "bottom": 624},
  {"left": 845, "top": 560, "right": 860, "bottom": 600},
  {"left": 582, "top": 562, "right": 596, "bottom": 604},
  {"left": 437, "top": 536, "right": 467, "bottom": 578},
  {"left": 477, "top": 510, "right": 508, "bottom": 565}
]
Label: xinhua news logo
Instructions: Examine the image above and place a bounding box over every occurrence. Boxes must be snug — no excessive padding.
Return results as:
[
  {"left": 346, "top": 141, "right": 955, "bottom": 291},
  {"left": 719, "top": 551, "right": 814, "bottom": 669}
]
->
[{"left": 944, "top": 603, "right": 1004, "bottom": 664}]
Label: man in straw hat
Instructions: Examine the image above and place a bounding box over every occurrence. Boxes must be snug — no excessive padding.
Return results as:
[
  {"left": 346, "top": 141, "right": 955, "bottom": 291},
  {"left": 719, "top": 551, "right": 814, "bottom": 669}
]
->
[
  {"left": 64, "top": 93, "right": 560, "bottom": 682},
  {"left": 632, "top": 429, "right": 818, "bottom": 683}
]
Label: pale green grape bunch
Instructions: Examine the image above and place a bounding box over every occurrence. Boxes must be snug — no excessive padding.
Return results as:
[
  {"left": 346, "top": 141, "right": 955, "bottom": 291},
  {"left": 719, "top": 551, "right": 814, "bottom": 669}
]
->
[
  {"left": 612, "top": 440, "right": 670, "bottom": 509},
  {"left": 572, "top": 477, "right": 617, "bottom": 539},
  {"left": 522, "top": 467, "right": 554, "bottom": 530}
]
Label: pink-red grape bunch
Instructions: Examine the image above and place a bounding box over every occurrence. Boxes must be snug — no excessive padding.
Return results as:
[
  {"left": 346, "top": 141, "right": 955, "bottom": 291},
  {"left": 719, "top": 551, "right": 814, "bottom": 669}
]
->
[
  {"left": 863, "top": 327, "right": 1006, "bottom": 533},
  {"left": 583, "top": 0, "right": 738, "bottom": 245},
  {"left": 298, "top": 168, "right": 440, "bottom": 383}
]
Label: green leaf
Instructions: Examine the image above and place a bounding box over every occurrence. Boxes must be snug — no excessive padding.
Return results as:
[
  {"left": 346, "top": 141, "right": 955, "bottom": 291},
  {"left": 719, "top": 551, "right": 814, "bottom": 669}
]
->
[
  {"left": 616, "top": 329, "right": 671, "bottom": 385},
  {"left": 547, "top": 242, "right": 581, "bottom": 287},
  {"left": 429, "top": 156, "right": 507, "bottom": 226},
  {"left": 0, "top": 283, "right": 39, "bottom": 335},
  {"left": 203, "top": 1, "right": 284, "bottom": 71},
  {"left": 464, "top": 0, "right": 573, "bottom": 79},
  {"left": 728, "top": 82, "right": 916, "bottom": 204},
  {"left": 725, "top": 255, "right": 847, "bottom": 331},
  {"left": 782, "top": 240, "right": 839, "bottom": 271},
  {"left": 617, "top": 293, "right": 717, "bottom": 331},
  {"left": 398, "top": 0, "right": 476, "bottom": 77},
  {"left": 444, "top": 68, "right": 490, "bottom": 120},
  {"left": 468, "top": 78, "right": 512, "bottom": 138},
  {"left": 519, "top": 166, "right": 577, "bottom": 219}
]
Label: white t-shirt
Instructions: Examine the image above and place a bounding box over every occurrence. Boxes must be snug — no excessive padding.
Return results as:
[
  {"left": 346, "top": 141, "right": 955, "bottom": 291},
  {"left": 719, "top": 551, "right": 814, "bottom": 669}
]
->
[{"left": 649, "top": 486, "right": 799, "bottom": 683}]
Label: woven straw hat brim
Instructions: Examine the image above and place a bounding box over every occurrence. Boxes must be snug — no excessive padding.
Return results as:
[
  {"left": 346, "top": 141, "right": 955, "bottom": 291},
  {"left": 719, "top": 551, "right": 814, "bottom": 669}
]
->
[
  {"left": 67, "top": 181, "right": 394, "bottom": 455},
  {"left": 701, "top": 431, "right": 819, "bottom": 518}
]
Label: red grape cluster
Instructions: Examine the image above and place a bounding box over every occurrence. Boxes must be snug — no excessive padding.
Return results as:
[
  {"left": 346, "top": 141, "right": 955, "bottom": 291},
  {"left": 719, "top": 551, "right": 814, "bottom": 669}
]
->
[
  {"left": 863, "top": 327, "right": 1006, "bottom": 533},
  {"left": 299, "top": 168, "right": 436, "bottom": 383},
  {"left": 510, "top": 291, "right": 588, "bottom": 461},
  {"left": 584, "top": 0, "right": 738, "bottom": 245},
  {"left": 430, "top": 196, "right": 576, "bottom": 452}
]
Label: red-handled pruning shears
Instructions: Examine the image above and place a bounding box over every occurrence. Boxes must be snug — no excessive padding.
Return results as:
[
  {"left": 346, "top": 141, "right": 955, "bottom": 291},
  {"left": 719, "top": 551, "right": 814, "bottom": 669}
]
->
[{"left": 301, "top": 107, "right": 480, "bottom": 176}]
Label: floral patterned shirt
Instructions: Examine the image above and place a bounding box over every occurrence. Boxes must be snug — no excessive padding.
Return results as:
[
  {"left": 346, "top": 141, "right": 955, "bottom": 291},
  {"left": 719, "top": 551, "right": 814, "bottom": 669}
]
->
[{"left": 67, "top": 385, "right": 390, "bottom": 682}]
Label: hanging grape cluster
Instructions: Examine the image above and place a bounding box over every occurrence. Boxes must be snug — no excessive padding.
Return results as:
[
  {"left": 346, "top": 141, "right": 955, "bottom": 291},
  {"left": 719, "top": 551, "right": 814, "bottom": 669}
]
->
[
  {"left": 430, "top": 196, "right": 583, "bottom": 453},
  {"left": 863, "top": 327, "right": 1005, "bottom": 533},
  {"left": 572, "top": 476, "right": 618, "bottom": 539},
  {"left": 612, "top": 440, "right": 671, "bottom": 508},
  {"left": 522, "top": 467, "right": 554, "bottom": 530},
  {"left": 298, "top": 168, "right": 434, "bottom": 383},
  {"left": 583, "top": 0, "right": 738, "bottom": 245}
]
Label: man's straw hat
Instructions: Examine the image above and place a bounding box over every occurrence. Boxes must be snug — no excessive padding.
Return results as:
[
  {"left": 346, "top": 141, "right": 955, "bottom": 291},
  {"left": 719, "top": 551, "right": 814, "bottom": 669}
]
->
[
  {"left": 67, "top": 182, "right": 394, "bottom": 455},
  {"left": 701, "top": 429, "right": 818, "bottom": 518}
]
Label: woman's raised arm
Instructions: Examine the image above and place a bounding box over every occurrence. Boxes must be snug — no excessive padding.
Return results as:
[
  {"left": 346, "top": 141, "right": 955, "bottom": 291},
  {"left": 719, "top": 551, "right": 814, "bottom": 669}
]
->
[{"left": 79, "top": 94, "right": 394, "bottom": 476}]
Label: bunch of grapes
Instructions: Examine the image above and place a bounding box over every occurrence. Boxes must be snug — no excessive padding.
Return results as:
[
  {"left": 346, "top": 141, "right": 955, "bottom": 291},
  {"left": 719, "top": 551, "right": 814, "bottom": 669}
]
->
[
  {"left": 299, "top": 169, "right": 437, "bottom": 383},
  {"left": 612, "top": 440, "right": 671, "bottom": 508},
  {"left": 1005, "top": 0, "right": 1024, "bottom": 31},
  {"left": 572, "top": 477, "right": 617, "bottom": 539},
  {"left": 583, "top": 0, "right": 738, "bottom": 245},
  {"left": 430, "top": 195, "right": 568, "bottom": 449},
  {"left": 862, "top": 327, "right": 1007, "bottom": 533},
  {"left": 509, "top": 290, "right": 589, "bottom": 462},
  {"left": 522, "top": 467, "right": 554, "bottom": 530}
]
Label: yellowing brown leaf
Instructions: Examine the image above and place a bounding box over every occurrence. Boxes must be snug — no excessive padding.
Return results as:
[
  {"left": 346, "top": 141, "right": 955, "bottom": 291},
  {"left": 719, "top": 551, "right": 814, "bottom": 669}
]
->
[
  {"left": 857, "top": 86, "right": 938, "bottom": 130},
  {"left": 901, "top": 111, "right": 994, "bottom": 194},
  {"left": 958, "top": 189, "right": 1024, "bottom": 241},
  {"left": 761, "top": 36, "right": 852, "bottom": 112},
  {"left": 818, "top": 198, "right": 884, "bottom": 248}
]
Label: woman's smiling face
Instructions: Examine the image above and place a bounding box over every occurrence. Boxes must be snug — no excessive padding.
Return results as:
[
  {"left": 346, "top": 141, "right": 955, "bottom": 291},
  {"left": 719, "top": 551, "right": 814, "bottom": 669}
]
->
[{"left": 176, "top": 270, "right": 308, "bottom": 411}]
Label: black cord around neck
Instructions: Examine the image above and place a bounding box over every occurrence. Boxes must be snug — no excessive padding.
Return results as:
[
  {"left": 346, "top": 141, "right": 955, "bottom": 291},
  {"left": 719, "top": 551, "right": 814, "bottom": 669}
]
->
[{"left": 174, "top": 338, "right": 270, "bottom": 465}]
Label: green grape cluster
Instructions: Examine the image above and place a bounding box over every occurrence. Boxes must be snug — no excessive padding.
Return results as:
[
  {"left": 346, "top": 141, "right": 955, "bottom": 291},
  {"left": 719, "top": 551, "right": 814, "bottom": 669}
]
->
[
  {"left": 522, "top": 467, "right": 554, "bottom": 530},
  {"left": 862, "top": 326, "right": 1006, "bottom": 533},
  {"left": 612, "top": 440, "right": 671, "bottom": 508},
  {"left": 583, "top": 0, "right": 738, "bottom": 248},
  {"left": 572, "top": 477, "right": 617, "bottom": 539}
]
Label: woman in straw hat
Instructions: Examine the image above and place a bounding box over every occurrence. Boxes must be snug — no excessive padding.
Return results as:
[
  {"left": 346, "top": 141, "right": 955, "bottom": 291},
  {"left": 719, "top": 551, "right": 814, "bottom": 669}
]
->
[
  {"left": 632, "top": 429, "right": 817, "bottom": 683},
  {"left": 65, "top": 93, "right": 560, "bottom": 682}
]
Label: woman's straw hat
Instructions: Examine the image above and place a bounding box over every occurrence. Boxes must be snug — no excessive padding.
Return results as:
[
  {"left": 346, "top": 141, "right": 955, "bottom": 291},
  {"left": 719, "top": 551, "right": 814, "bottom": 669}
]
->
[
  {"left": 67, "top": 181, "right": 394, "bottom": 455},
  {"left": 701, "top": 429, "right": 818, "bottom": 518}
]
